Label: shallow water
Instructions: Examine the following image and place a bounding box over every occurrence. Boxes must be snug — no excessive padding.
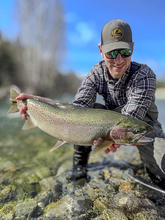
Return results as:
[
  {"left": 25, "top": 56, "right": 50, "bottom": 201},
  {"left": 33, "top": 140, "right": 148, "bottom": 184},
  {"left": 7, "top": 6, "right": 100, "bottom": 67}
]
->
[
  {"left": 156, "top": 99, "right": 165, "bottom": 130},
  {"left": 0, "top": 100, "right": 73, "bottom": 204},
  {"left": 0, "top": 99, "right": 165, "bottom": 172}
]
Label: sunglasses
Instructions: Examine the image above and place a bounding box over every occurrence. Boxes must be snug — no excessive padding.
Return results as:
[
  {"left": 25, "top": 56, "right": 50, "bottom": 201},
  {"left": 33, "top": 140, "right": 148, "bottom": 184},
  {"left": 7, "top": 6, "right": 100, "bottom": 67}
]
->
[{"left": 105, "top": 48, "right": 132, "bottom": 59}]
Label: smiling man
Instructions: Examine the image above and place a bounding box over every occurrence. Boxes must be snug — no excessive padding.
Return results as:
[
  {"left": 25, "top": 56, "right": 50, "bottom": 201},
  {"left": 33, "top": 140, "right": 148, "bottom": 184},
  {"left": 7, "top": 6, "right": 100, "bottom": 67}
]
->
[
  {"left": 72, "top": 19, "right": 165, "bottom": 187},
  {"left": 16, "top": 19, "right": 165, "bottom": 188}
]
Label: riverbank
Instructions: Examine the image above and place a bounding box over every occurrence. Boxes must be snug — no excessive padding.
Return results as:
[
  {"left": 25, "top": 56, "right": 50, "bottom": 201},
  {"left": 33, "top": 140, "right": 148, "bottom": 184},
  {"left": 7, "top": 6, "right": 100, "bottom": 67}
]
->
[{"left": 156, "top": 88, "right": 165, "bottom": 100}]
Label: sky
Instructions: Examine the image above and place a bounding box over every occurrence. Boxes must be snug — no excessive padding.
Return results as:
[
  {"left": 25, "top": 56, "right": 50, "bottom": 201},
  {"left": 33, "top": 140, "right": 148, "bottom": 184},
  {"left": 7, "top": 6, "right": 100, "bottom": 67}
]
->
[{"left": 0, "top": 0, "right": 165, "bottom": 79}]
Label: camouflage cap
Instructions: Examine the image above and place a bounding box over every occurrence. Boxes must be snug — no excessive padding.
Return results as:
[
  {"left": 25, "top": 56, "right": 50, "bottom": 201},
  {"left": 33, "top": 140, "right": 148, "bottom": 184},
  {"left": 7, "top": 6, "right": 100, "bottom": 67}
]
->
[{"left": 101, "top": 19, "right": 134, "bottom": 54}]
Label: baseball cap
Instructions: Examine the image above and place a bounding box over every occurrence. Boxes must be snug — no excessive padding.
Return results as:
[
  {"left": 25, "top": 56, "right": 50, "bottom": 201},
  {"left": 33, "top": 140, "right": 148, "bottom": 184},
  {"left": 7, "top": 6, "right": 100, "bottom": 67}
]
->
[{"left": 101, "top": 19, "right": 134, "bottom": 54}]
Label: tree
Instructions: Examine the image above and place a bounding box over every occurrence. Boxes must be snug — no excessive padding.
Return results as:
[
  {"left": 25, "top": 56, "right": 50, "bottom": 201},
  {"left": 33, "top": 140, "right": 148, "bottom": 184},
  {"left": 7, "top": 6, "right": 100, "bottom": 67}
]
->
[
  {"left": 0, "top": 36, "right": 18, "bottom": 86},
  {"left": 14, "top": 0, "right": 66, "bottom": 92}
]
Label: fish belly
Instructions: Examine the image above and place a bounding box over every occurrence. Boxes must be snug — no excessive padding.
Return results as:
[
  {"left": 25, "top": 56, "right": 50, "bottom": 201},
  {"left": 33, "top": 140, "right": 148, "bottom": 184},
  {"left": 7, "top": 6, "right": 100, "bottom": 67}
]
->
[{"left": 28, "top": 108, "right": 108, "bottom": 145}]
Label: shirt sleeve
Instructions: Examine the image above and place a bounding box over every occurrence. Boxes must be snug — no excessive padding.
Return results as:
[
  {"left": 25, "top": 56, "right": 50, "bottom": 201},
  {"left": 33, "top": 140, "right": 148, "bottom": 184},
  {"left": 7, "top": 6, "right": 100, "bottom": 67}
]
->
[
  {"left": 121, "top": 68, "right": 156, "bottom": 120},
  {"left": 72, "top": 70, "right": 97, "bottom": 108}
]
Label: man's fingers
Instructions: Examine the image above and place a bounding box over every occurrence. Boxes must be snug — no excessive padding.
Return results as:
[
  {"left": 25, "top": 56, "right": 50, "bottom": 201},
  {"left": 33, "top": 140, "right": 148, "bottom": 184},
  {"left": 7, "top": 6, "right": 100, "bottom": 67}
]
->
[
  {"left": 19, "top": 106, "right": 29, "bottom": 119},
  {"left": 93, "top": 137, "right": 104, "bottom": 147},
  {"left": 16, "top": 93, "right": 33, "bottom": 101},
  {"left": 21, "top": 113, "right": 29, "bottom": 120},
  {"left": 20, "top": 106, "right": 27, "bottom": 114},
  {"left": 104, "top": 144, "right": 120, "bottom": 154},
  {"left": 16, "top": 93, "right": 26, "bottom": 100},
  {"left": 104, "top": 148, "right": 110, "bottom": 154},
  {"left": 114, "top": 144, "right": 120, "bottom": 148}
]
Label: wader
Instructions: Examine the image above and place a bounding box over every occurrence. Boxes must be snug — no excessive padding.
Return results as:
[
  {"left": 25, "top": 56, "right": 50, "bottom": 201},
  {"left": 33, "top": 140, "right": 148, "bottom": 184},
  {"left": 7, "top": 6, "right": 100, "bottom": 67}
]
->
[{"left": 72, "top": 103, "right": 165, "bottom": 186}]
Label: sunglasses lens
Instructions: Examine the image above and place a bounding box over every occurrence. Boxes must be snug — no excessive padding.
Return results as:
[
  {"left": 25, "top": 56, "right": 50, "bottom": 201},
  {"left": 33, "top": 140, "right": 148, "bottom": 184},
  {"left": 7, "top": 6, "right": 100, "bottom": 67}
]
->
[
  {"left": 105, "top": 48, "right": 132, "bottom": 59},
  {"left": 120, "top": 49, "right": 132, "bottom": 57},
  {"left": 106, "top": 50, "right": 118, "bottom": 59}
]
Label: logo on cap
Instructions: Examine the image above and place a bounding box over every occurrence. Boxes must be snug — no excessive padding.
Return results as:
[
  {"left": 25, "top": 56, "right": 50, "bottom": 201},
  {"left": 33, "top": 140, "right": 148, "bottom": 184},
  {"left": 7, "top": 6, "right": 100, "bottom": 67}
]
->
[{"left": 111, "top": 27, "right": 123, "bottom": 40}]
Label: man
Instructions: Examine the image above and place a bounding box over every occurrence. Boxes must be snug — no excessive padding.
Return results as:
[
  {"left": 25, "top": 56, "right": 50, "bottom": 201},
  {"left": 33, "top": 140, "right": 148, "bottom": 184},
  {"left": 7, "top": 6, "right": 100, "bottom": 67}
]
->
[
  {"left": 17, "top": 19, "right": 165, "bottom": 187},
  {"left": 70, "top": 19, "right": 165, "bottom": 186}
]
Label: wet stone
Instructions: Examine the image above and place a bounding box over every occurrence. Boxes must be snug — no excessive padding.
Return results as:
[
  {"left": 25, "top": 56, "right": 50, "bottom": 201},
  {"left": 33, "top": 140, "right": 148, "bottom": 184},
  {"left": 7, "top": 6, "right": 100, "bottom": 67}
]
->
[
  {"left": 0, "top": 185, "right": 16, "bottom": 203},
  {"left": 114, "top": 191, "right": 157, "bottom": 214},
  {"left": 0, "top": 203, "right": 15, "bottom": 220},
  {"left": 103, "top": 208, "right": 128, "bottom": 220},
  {"left": 40, "top": 177, "right": 56, "bottom": 191},
  {"left": 118, "top": 181, "right": 135, "bottom": 191},
  {"left": 129, "top": 208, "right": 159, "bottom": 220},
  {"left": 14, "top": 199, "right": 43, "bottom": 219},
  {"left": 36, "top": 190, "right": 54, "bottom": 207}
]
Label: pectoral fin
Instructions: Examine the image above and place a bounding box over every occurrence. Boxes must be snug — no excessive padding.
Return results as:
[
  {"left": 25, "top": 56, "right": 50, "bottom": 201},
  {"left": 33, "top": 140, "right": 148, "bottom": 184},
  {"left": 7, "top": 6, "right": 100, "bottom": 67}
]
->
[
  {"left": 49, "top": 140, "right": 67, "bottom": 152},
  {"left": 22, "top": 118, "right": 37, "bottom": 130}
]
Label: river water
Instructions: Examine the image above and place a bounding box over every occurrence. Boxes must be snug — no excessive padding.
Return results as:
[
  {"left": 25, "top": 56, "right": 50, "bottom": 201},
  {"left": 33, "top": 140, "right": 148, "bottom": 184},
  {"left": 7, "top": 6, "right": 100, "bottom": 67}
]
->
[
  {"left": 156, "top": 99, "right": 165, "bottom": 130},
  {"left": 0, "top": 99, "right": 165, "bottom": 160}
]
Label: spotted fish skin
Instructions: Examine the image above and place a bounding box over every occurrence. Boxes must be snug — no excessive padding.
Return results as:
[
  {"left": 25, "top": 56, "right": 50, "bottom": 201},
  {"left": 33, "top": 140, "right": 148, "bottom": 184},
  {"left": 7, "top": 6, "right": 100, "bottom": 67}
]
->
[{"left": 8, "top": 88, "right": 153, "bottom": 149}]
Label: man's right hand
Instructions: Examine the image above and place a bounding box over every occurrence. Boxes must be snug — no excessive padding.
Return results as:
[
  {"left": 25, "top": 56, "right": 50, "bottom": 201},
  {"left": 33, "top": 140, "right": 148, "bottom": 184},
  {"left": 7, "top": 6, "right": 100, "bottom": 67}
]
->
[{"left": 16, "top": 93, "right": 34, "bottom": 119}]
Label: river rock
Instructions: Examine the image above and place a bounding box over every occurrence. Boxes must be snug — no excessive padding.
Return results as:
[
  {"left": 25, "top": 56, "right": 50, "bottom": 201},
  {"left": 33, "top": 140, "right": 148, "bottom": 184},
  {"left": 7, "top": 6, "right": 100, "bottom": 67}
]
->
[
  {"left": 14, "top": 199, "right": 43, "bottom": 219},
  {"left": 0, "top": 185, "right": 16, "bottom": 203}
]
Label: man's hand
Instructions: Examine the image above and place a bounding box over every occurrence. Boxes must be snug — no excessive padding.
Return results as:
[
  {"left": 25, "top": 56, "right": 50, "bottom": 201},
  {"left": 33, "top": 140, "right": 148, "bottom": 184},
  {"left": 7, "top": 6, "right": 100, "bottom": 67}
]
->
[
  {"left": 93, "top": 138, "right": 120, "bottom": 153},
  {"left": 16, "top": 93, "right": 34, "bottom": 119},
  {"left": 16, "top": 93, "right": 34, "bottom": 101},
  {"left": 104, "top": 144, "right": 120, "bottom": 154}
]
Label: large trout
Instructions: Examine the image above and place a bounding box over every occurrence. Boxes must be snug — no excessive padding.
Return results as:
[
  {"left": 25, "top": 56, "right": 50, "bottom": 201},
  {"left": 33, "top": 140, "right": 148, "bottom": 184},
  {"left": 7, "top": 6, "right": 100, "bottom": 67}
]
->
[{"left": 8, "top": 87, "right": 153, "bottom": 152}]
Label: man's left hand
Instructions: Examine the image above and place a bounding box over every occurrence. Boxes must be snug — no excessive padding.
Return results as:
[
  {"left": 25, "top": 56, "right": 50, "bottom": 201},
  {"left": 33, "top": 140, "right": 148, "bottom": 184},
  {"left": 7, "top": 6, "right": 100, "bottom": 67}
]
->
[{"left": 104, "top": 144, "right": 120, "bottom": 153}]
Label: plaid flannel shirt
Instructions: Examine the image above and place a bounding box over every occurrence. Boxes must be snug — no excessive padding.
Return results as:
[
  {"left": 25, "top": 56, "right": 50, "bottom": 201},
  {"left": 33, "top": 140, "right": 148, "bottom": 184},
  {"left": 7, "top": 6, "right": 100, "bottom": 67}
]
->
[{"left": 73, "top": 61, "right": 157, "bottom": 121}]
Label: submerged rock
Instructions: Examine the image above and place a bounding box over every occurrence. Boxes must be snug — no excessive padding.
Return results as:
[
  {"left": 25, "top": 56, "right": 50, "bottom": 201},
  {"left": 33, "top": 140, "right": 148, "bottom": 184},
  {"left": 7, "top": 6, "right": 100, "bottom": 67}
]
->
[
  {"left": 0, "top": 202, "right": 15, "bottom": 220},
  {"left": 103, "top": 208, "right": 128, "bottom": 220},
  {"left": 0, "top": 185, "right": 16, "bottom": 203},
  {"left": 14, "top": 199, "right": 43, "bottom": 219}
]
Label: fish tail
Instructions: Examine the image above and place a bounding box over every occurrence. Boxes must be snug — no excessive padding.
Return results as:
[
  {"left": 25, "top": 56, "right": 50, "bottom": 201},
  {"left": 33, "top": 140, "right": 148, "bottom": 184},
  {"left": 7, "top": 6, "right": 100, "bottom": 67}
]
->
[{"left": 8, "top": 86, "right": 21, "bottom": 113}]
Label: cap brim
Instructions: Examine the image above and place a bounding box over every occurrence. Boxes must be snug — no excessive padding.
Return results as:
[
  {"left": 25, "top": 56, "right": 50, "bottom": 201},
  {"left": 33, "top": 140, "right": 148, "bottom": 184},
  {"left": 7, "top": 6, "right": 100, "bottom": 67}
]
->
[{"left": 102, "top": 41, "right": 134, "bottom": 54}]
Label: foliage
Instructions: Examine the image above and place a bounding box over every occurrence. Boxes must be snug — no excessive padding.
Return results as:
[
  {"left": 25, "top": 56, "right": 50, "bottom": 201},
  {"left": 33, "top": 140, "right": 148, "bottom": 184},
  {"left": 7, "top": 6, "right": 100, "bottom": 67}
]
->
[
  {"left": 14, "top": 0, "right": 67, "bottom": 94},
  {"left": 0, "top": 0, "right": 82, "bottom": 100},
  {"left": 0, "top": 34, "right": 81, "bottom": 99},
  {"left": 0, "top": 35, "right": 18, "bottom": 86}
]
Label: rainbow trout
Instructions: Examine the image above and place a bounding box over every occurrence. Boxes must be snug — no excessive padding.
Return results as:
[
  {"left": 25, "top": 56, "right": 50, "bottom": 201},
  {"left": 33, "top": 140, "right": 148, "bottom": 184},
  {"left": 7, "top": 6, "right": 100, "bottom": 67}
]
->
[{"left": 8, "top": 87, "right": 153, "bottom": 152}]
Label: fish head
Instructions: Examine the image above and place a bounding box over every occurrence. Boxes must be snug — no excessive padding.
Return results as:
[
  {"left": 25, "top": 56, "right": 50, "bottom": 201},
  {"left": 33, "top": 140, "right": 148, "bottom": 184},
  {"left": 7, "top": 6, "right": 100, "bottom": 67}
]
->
[{"left": 109, "top": 117, "right": 153, "bottom": 145}]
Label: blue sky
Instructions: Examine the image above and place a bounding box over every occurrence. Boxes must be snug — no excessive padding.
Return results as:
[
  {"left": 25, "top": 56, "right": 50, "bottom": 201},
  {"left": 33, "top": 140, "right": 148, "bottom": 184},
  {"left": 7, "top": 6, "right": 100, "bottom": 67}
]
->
[{"left": 0, "top": 0, "right": 165, "bottom": 79}]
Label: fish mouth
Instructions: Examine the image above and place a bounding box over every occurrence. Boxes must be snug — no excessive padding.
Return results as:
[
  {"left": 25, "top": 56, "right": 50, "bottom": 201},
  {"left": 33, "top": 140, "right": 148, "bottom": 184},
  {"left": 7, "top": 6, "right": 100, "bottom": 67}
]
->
[
  {"left": 130, "top": 130, "right": 153, "bottom": 145},
  {"left": 110, "top": 128, "right": 153, "bottom": 145},
  {"left": 135, "top": 136, "right": 153, "bottom": 145}
]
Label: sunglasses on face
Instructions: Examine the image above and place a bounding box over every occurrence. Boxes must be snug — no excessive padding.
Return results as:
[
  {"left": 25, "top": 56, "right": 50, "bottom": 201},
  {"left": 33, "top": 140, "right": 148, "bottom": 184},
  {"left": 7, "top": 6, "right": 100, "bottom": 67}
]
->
[{"left": 105, "top": 48, "right": 132, "bottom": 59}]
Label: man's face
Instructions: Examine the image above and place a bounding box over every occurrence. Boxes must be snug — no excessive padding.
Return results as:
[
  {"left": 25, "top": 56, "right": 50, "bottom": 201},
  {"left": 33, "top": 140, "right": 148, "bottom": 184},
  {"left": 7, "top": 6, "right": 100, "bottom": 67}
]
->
[{"left": 99, "top": 45, "right": 132, "bottom": 79}]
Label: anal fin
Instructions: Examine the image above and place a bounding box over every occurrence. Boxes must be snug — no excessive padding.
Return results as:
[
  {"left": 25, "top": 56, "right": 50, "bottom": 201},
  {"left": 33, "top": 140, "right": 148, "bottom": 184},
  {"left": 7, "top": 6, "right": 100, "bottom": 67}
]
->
[{"left": 49, "top": 140, "right": 67, "bottom": 152}]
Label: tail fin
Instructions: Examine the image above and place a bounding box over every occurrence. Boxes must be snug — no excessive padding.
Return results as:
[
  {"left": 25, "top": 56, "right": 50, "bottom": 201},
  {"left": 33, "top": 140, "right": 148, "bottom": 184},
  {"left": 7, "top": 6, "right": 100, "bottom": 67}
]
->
[{"left": 8, "top": 86, "right": 21, "bottom": 113}]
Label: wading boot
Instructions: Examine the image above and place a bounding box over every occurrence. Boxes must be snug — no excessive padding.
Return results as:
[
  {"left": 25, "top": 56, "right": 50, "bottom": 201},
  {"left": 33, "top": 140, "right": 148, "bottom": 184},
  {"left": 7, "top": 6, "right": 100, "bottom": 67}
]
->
[{"left": 70, "top": 145, "right": 92, "bottom": 182}]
